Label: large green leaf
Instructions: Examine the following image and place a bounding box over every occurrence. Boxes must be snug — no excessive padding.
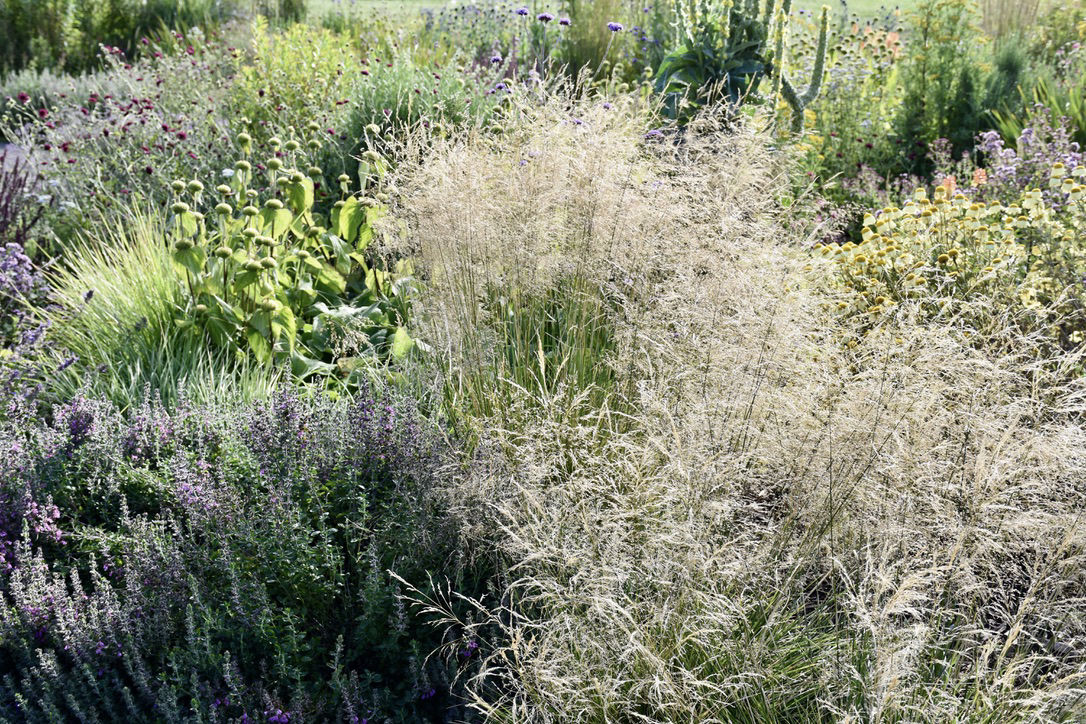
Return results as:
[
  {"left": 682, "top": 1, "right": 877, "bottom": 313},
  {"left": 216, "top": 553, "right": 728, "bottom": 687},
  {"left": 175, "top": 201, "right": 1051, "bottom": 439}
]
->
[
  {"left": 390, "top": 326, "right": 414, "bottom": 360},
  {"left": 260, "top": 207, "right": 294, "bottom": 238}
]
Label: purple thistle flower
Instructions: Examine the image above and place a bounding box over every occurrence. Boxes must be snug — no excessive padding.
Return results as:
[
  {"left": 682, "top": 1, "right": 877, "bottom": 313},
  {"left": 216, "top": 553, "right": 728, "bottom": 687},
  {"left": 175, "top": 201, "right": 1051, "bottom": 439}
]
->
[
  {"left": 490, "top": 54, "right": 503, "bottom": 64},
  {"left": 515, "top": 6, "right": 529, "bottom": 15},
  {"left": 537, "top": 12, "right": 554, "bottom": 22},
  {"left": 559, "top": 16, "right": 571, "bottom": 25},
  {"left": 607, "top": 21, "right": 623, "bottom": 32}
]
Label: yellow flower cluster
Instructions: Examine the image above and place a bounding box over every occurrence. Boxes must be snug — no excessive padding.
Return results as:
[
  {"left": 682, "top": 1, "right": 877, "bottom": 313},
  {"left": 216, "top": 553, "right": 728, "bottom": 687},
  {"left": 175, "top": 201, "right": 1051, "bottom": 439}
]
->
[{"left": 815, "top": 165, "right": 1086, "bottom": 324}]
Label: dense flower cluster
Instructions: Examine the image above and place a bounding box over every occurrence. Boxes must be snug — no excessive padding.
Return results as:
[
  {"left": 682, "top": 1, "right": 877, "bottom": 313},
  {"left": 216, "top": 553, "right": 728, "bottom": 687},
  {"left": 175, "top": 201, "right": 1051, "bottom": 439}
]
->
[
  {"left": 0, "top": 388, "right": 488, "bottom": 721},
  {"left": 818, "top": 165, "right": 1086, "bottom": 344}
]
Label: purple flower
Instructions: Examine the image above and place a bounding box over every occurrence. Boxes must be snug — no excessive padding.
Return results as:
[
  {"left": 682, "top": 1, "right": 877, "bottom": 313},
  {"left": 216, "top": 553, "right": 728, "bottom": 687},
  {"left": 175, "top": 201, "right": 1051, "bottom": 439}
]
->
[
  {"left": 537, "top": 12, "right": 554, "bottom": 22},
  {"left": 559, "top": 16, "right": 571, "bottom": 25},
  {"left": 490, "top": 54, "right": 503, "bottom": 64},
  {"left": 607, "top": 21, "right": 623, "bottom": 32},
  {"left": 515, "top": 6, "right": 529, "bottom": 15}
]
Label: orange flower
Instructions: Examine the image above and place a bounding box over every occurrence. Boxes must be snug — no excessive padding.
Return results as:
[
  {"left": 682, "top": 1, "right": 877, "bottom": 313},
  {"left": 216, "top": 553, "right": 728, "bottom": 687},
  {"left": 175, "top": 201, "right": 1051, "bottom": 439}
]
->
[{"left": 972, "top": 168, "right": 988, "bottom": 187}]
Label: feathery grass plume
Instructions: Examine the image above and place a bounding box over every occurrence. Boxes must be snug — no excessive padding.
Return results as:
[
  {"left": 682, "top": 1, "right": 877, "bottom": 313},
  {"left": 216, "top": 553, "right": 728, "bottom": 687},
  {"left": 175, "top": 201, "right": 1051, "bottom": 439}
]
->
[{"left": 389, "top": 93, "right": 1086, "bottom": 721}]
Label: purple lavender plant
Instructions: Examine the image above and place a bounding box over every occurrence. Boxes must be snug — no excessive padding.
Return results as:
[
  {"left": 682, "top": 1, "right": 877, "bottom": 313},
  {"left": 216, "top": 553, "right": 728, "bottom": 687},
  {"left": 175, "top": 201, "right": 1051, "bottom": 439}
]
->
[{"left": 0, "top": 385, "right": 487, "bottom": 722}]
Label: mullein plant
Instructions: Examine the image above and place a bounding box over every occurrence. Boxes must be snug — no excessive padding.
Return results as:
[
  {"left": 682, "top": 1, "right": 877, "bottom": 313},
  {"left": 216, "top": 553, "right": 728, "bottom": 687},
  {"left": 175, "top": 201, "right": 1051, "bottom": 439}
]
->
[
  {"left": 654, "top": 0, "right": 828, "bottom": 130},
  {"left": 166, "top": 124, "right": 416, "bottom": 385}
]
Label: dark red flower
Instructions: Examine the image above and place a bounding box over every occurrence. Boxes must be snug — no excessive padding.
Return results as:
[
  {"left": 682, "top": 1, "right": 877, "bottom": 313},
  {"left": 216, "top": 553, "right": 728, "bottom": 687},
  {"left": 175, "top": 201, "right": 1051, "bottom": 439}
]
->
[
  {"left": 37, "top": 108, "right": 48, "bottom": 119},
  {"left": 16, "top": 92, "right": 29, "bottom": 104}
]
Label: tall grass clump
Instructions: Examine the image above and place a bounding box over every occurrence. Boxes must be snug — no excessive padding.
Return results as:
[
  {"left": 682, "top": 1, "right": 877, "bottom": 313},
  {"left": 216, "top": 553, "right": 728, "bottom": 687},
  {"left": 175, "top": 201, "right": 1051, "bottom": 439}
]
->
[
  {"left": 387, "top": 94, "right": 1086, "bottom": 721},
  {"left": 382, "top": 95, "right": 660, "bottom": 431},
  {"left": 37, "top": 211, "right": 282, "bottom": 409}
]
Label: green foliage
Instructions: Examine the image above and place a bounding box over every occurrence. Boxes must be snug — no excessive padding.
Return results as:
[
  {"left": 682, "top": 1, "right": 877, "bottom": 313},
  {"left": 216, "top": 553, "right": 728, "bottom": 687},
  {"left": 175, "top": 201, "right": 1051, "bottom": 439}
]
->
[
  {"left": 347, "top": 46, "right": 501, "bottom": 140},
  {"left": 38, "top": 212, "right": 284, "bottom": 409},
  {"left": 891, "top": 0, "right": 988, "bottom": 175},
  {"left": 446, "top": 273, "right": 625, "bottom": 430},
  {"left": 991, "top": 43, "right": 1086, "bottom": 150},
  {"left": 655, "top": 0, "right": 773, "bottom": 119},
  {"left": 166, "top": 133, "right": 415, "bottom": 386},
  {"left": 1026, "top": 1, "right": 1086, "bottom": 66},
  {"left": 655, "top": 0, "right": 828, "bottom": 129},
  {"left": 0, "top": 0, "right": 234, "bottom": 77},
  {"left": 777, "top": 3, "right": 828, "bottom": 131},
  {"left": 560, "top": 0, "right": 629, "bottom": 75}
]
